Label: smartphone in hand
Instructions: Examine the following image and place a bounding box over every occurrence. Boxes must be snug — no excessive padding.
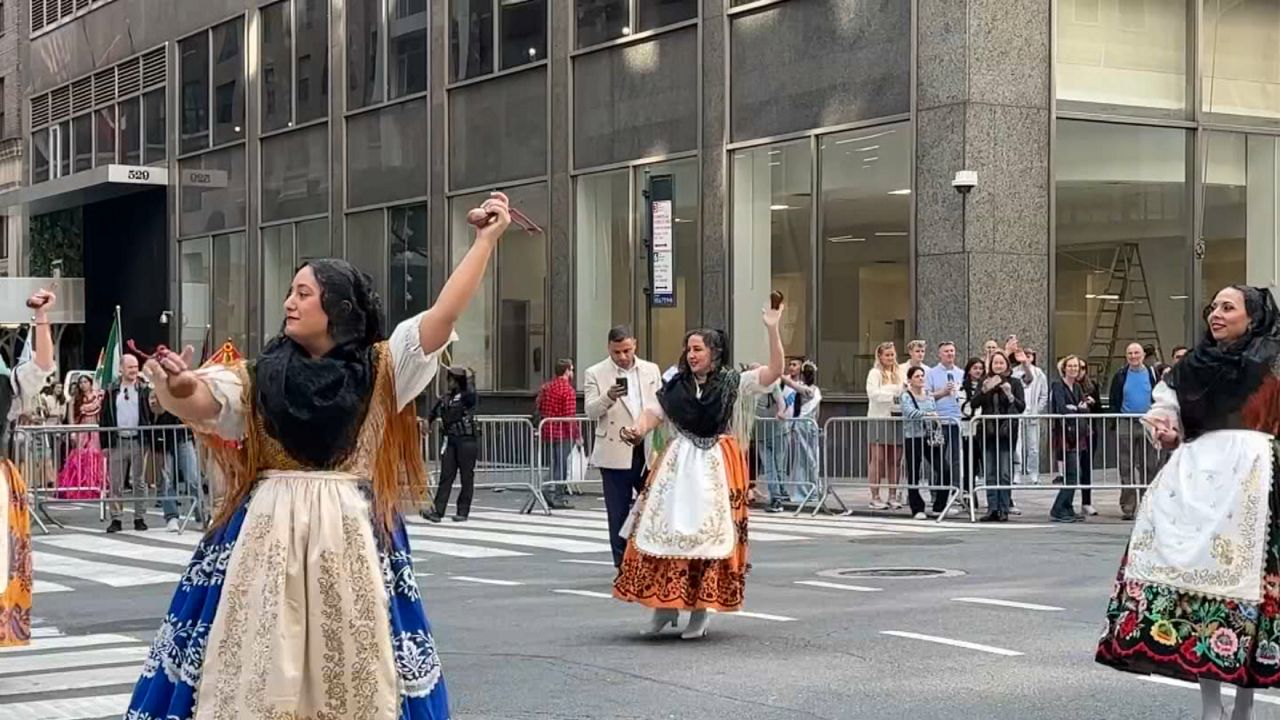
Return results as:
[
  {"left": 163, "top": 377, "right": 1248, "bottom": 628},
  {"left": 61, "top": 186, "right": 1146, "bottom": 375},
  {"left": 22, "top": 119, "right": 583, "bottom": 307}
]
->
[{"left": 615, "top": 377, "right": 629, "bottom": 392}]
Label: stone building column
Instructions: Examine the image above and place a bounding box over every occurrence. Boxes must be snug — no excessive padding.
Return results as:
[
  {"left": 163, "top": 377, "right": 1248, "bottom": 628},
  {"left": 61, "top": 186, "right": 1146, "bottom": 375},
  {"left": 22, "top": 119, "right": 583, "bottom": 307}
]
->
[
  {"left": 914, "top": 0, "right": 1051, "bottom": 360},
  {"left": 700, "top": 0, "right": 728, "bottom": 331}
]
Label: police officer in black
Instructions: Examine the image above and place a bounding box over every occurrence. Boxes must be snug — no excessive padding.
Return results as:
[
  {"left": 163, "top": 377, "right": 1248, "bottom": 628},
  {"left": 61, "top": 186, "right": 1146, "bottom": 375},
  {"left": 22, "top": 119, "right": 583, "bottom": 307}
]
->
[{"left": 421, "top": 366, "right": 478, "bottom": 523}]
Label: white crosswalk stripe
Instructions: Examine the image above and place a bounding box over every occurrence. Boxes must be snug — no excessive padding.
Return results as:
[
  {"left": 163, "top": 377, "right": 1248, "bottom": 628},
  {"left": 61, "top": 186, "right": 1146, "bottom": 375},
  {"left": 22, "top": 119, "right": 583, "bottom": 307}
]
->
[{"left": 0, "top": 631, "right": 146, "bottom": 720}]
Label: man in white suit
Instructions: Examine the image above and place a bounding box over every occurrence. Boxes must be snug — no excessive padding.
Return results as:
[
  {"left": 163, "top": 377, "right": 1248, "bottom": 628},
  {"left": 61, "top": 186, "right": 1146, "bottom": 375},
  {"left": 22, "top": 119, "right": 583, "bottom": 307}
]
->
[{"left": 584, "top": 326, "right": 662, "bottom": 568}]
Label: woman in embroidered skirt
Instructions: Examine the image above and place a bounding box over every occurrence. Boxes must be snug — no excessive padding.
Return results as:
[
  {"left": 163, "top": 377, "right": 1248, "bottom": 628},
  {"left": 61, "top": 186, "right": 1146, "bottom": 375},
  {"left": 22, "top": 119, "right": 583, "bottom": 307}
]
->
[
  {"left": 612, "top": 301, "right": 784, "bottom": 640},
  {"left": 0, "top": 288, "right": 58, "bottom": 648},
  {"left": 56, "top": 375, "right": 107, "bottom": 500},
  {"left": 123, "top": 193, "right": 512, "bottom": 720},
  {"left": 1096, "top": 285, "right": 1280, "bottom": 720}
]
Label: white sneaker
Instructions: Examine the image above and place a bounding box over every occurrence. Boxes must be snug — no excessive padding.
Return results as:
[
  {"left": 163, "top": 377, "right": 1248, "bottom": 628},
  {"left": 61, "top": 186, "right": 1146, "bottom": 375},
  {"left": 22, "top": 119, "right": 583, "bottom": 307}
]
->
[
  {"left": 1009, "top": 505, "right": 1022, "bottom": 516},
  {"left": 165, "top": 518, "right": 180, "bottom": 533},
  {"left": 1083, "top": 504, "right": 1099, "bottom": 516},
  {"left": 868, "top": 500, "right": 889, "bottom": 510},
  {"left": 912, "top": 512, "right": 927, "bottom": 521}
]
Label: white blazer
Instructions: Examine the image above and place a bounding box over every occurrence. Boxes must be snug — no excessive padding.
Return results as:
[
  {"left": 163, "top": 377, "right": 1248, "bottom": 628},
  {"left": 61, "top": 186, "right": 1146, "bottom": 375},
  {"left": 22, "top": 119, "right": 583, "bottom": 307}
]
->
[{"left": 583, "top": 357, "right": 662, "bottom": 470}]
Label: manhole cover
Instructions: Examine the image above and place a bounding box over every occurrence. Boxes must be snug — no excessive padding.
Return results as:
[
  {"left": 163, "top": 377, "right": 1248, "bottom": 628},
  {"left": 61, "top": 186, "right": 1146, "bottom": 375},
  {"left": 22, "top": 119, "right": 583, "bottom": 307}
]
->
[{"left": 818, "top": 567, "right": 964, "bottom": 580}]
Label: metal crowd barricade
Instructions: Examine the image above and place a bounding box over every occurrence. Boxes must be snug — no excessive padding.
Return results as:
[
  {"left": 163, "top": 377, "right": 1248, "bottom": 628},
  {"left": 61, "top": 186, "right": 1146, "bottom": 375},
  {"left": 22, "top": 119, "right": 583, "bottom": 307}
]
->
[
  {"left": 752, "top": 417, "right": 824, "bottom": 515},
  {"left": 420, "top": 415, "right": 547, "bottom": 514},
  {"left": 966, "top": 413, "right": 1167, "bottom": 522},
  {"left": 818, "top": 415, "right": 963, "bottom": 523},
  {"left": 533, "top": 417, "right": 600, "bottom": 504},
  {"left": 19, "top": 423, "right": 209, "bottom": 534}
]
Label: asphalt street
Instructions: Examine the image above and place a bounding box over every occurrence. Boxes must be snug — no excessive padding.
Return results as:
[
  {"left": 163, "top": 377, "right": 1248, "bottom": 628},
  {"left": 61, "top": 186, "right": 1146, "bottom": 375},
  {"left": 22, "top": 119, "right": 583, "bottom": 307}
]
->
[{"left": 4, "top": 488, "right": 1277, "bottom": 720}]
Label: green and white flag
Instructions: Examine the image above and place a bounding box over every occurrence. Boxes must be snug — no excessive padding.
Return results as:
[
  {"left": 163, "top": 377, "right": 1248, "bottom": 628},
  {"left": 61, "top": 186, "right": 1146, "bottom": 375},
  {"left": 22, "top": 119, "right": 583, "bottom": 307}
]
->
[{"left": 95, "top": 307, "right": 122, "bottom": 388}]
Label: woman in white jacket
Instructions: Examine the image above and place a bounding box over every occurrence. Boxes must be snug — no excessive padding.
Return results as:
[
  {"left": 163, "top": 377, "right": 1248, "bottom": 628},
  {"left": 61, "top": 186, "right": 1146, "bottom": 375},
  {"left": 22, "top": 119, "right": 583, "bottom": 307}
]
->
[{"left": 865, "top": 342, "right": 904, "bottom": 509}]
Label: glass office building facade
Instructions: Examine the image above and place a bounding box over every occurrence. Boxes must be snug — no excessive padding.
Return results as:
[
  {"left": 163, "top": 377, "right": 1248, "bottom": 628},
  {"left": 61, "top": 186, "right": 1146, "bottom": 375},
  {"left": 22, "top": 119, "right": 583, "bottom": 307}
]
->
[{"left": 15, "top": 0, "right": 1280, "bottom": 404}]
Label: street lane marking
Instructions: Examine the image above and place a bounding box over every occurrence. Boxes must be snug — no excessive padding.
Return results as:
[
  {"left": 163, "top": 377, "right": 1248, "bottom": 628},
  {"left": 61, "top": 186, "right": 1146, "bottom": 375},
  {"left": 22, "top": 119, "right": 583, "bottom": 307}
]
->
[
  {"left": 34, "top": 551, "right": 178, "bottom": 587},
  {"left": 0, "top": 693, "right": 135, "bottom": 720},
  {"left": 0, "top": 633, "right": 138, "bottom": 654},
  {"left": 34, "top": 580, "right": 73, "bottom": 594},
  {"left": 794, "top": 580, "right": 883, "bottom": 593},
  {"left": 405, "top": 525, "right": 611, "bottom": 553},
  {"left": 37, "top": 534, "right": 197, "bottom": 568},
  {"left": 1137, "top": 676, "right": 1280, "bottom": 705},
  {"left": 409, "top": 538, "right": 529, "bottom": 559},
  {"left": 0, "top": 663, "right": 140, "bottom": 695},
  {"left": 552, "top": 589, "right": 614, "bottom": 599},
  {"left": 62, "top": 525, "right": 203, "bottom": 547},
  {"left": 880, "top": 631, "right": 1023, "bottom": 657},
  {"left": 559, "top": 559, "right": 616, "bottom": 566},
  {"left": 717, "top": 610, "right": 797, "bottom": 622},
  {"left": 451, "top": 575, "right": 523, "bottom": 587},
  {"left": 0, "top": 645, "right": 148, "bottom": 675},
  {"left": 441, "top": 518, "right": 605, "bottom": 540},
  {"left": 952, "top": 597, "right": 1063, "bottom": 612},
  {"left": 553, "top": 509, "right": 886, "bottom": 539}
]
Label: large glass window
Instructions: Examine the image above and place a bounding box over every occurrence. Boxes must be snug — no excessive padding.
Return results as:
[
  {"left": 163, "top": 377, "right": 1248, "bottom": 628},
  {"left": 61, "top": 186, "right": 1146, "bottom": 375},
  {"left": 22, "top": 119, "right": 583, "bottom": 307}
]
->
[
  {"left": 817, "top": 124, "right": 911, "bottom": 393},
  {"left": 261, "top": 1, "right": 294, "bottom": 132},
  {"left": 574, "top": 169, "right": 631, "bottom": 376},
  {"left": 636, "top": 0, "right": 696, "bottom": 33},
  {"left": 179, "top": 30, "right": 210, "bottom": 153},
  {"left": 261, "top": 124, "right": 329, "bottom": 222},
  {"left": 1055, "top": 120, "right": 1189, "bottom": 381},
  {"left": 262, "top": 224, "right": 295, "bottom": 337},
  {"left": 179, "top": 147, "right": 248, "bottom": 236},
  {"left": 180, "top": 240, "right": 213, "bottom": 359},
  {"left": 56, "top": 120, "right": 70, "bottom": 177},
  {"left": 500, "top": 0, "right": 547, "bottom": 72},
  {"left": 95, "top": 107, "right": 116, "bottom": 166},
  {"left": 450, "top": 183, "right": 548, "bottom": 390},
  {"left": 1203, "top": 132, "right": 1279, "bottom": 296},
  {"left": 451, "top": 0, "right": 494, "bottom": 81},
  {"left": 119, "top": 97, "right": 141, "bottom": 165},
  {"left": 347, "top": 0, "right": 385, "bottom": 109},
  {"left": 212, "top": 231, "right": 249, "bottom": 354},
  {"left": 143, "top": 89, "right": 167, "bottom": 164},
  {"left": 346, "top": 209, "right": 387, "bottom": 297},
  {"left": 296, "top": 0, "right": 330, "bottom": 122},
  {"left": 576, "top": 0, "right": 629, "bottom": 48},
  {"left": 390, "top": 0, "right": 428, "bottom": 98},
  {"left": 452, "top": 0, "right": 544, "bottom": 82},
  {"left": 72, "top": 114, "right": 92, "bottom": 172},
  {"left": 211, "top": 18, "right": 245, "bottom": 144},
  {"left": 1203, "top": 0, "right": 1280, "bottom": 122},
  {"left": 346, "top": 98, "right": 428, "bottom": 207},
  {"left": 388, "top": 204, "right": 428, "bottom": 327},
  {"left": 31, "top": 131, "right": 49, "bottom": 183},
  {"left": 731, "top": 140, "right": 812, "bottom": 367},
  {"left": 1056, "top": 0, "right": 1187, "bottom": 115}
]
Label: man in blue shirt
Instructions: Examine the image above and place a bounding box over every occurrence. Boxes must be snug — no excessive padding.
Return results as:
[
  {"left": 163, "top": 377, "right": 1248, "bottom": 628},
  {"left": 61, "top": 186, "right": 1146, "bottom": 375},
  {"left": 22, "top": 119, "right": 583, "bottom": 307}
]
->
[
  {"left": 924, "top": 342, "right": 964, "bottom": 515},
  {"left": 1108, "top": 343, "right": 1159, "bottom": 520}
]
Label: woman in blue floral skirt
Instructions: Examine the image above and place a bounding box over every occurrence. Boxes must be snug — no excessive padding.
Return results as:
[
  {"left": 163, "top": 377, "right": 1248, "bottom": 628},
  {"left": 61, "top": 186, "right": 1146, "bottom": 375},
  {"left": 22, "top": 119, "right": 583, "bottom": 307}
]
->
[
  {"left": 123, "top": 193, "right": 513, "bottom": 720},
  {"left": 1097, "top": 285, "right": 1280, "bottom": 720}
]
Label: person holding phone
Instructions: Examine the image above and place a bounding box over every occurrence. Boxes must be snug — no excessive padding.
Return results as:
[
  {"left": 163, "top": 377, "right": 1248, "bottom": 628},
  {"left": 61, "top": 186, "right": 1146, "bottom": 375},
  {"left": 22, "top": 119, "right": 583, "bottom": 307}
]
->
[
  {"left": 583, "top": 326, "right": 663, "bottom": 568},
  {"left": 923, "top": 341, "right": 965, "bottom": 516}
]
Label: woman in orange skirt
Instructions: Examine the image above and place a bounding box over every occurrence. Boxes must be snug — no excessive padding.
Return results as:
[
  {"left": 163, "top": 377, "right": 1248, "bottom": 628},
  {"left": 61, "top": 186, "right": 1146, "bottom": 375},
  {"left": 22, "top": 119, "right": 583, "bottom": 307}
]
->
[{"left": 613, "top": 300, "right": 784, "bottom": 639}]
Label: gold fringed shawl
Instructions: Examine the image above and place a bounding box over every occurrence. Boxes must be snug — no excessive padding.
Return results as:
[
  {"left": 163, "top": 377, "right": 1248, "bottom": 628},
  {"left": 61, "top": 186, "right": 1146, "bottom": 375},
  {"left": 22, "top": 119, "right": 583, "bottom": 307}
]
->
[{"left": 201, "top": 342, "right": 427, "bottom": 536}]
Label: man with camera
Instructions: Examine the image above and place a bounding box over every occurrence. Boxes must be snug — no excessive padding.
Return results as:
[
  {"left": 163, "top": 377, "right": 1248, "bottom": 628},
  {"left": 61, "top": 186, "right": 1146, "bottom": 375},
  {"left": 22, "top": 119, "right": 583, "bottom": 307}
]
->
[{"left": 583, "top": 326, "right": 662, "bottom": 568}]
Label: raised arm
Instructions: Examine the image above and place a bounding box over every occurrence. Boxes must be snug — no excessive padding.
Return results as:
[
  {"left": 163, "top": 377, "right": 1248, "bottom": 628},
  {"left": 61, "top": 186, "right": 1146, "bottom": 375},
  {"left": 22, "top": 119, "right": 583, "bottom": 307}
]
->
[
  {"left": 144, "top": 346, "right": 223, "bottom": 423},
  {"left": 583, "top": 367, "right": 610, "bottom": 421},
  {"left": 29, "top": 289, "right": 55, "bottom": 372},
  {"left": 754, "top": 304, "right": 786, "bottom": 388},
  {"left": 417, "top": 192, "right": 510, "bottom": 355}
]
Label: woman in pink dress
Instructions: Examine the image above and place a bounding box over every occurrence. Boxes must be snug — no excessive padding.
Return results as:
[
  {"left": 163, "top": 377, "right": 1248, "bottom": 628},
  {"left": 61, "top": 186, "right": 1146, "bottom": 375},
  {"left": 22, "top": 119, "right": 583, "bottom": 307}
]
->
[{"left": 56, "top": 376, "right": 106, "bottom": 500}]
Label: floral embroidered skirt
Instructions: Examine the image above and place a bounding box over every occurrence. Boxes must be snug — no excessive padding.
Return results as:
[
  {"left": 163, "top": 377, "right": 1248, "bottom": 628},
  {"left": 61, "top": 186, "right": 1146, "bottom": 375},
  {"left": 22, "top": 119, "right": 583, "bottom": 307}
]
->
[
  {"left": 613, "top": 436, "right": 750, "bottom": 612},
  {"left": 125, "top": 473, "right": 450, "bottom": 719},
  {"left": 0, "top": 461, "right": 32, "bottom": 647},
  {"left": 1096, "top": 466, "right": 1280, "bottom": 688}
]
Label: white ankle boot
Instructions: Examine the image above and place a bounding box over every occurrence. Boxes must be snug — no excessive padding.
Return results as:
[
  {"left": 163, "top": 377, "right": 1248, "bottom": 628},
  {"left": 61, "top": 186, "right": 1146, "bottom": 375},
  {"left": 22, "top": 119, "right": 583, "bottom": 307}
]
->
[
  {"left": 681, "top": 609, "right": 711, "bottom": 640},
  {"left": 643, "top": 608, "right": 678, "bottom": 636}
]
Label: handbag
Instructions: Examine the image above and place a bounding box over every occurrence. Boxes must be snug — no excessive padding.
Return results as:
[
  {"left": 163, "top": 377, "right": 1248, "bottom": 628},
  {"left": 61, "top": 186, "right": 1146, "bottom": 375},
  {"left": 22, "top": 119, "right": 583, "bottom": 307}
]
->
[
  {"left": 907, "top": 393, "right": 945, "bottom": 447},
  {"left": 567, "top": 443, "right": 586, "bottom": 495}
]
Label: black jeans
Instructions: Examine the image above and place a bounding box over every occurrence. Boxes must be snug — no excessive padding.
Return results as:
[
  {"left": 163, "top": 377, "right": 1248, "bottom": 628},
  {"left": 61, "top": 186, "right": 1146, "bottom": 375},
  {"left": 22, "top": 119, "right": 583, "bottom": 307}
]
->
[
  {"left": 903, "top": 437, "right": 931, "bottom": 515},
  {"left": 434, "top": 436, "right": 479, "bottom": 518},
  {"left": 601, "top": 446, "right": 647, "bottom": 568},
  {"left": 1051, "top": 448, "right": 1092, "bottom": 518}
]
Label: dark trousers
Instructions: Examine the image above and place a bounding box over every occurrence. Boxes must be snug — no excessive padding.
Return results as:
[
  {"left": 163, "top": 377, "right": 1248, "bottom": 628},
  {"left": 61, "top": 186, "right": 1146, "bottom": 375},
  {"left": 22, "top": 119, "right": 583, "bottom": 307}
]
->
[
  {"left": 932, "top": 424, "right": 963, "bottom": 512},
  {"left": 434, "top": 436, "right": 478, "bottom": 518},
  {"left": 601, "top": 445, "right": 647, "bottom": 568},
  {"left": 1051, "top": 448, "right": 1092, "bottom": 519},
  {"left": 904, "top": 437, "right": 931, "bottom": 515}
]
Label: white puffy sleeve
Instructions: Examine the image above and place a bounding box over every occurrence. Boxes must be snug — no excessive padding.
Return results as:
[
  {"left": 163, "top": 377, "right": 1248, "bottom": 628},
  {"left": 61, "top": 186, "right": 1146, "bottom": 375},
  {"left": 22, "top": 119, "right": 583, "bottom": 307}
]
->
[
  {"left": 9, "top": 361, "right": 56, "bottom": 422},
  {"left": 740, "top": 368, "right": 776, "bottom": 397},
  {"left": 189, "top": 365, "right": 248, "bottom": 441},
  {"left": 1144, "top": 381, "right": 1181, "bottom": 443},
  {"left": 389, "top": 313, "right": 458, "bottom": 412}
]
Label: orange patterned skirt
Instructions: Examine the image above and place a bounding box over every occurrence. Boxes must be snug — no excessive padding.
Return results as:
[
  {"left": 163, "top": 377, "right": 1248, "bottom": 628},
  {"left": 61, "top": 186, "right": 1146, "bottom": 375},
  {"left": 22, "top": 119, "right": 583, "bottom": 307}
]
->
[
  {"left": 0, "top": 460, "right": 31, "bottom": 647},
  {"left": 612, "top": 436, "right": 749, "bottom": 612}
]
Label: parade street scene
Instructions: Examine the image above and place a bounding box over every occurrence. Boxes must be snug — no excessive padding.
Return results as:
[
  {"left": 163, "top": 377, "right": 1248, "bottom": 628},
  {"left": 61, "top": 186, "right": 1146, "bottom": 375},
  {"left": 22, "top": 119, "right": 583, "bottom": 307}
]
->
[{"left": 4, "top": 1, "right": 1280, "bottom": 719}]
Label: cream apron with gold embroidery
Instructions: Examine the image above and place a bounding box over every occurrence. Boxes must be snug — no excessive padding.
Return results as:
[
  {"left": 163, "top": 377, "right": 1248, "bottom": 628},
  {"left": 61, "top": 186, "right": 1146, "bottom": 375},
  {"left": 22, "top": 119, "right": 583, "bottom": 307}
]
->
[{"left": 194, "top": 470, "right": 398, "bottom": 720}]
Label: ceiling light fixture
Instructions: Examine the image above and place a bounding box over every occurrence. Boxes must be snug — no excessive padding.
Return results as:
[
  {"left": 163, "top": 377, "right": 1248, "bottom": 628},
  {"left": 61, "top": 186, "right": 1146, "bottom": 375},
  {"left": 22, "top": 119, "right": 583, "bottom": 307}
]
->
[
  {"left": 770, "top": 204, "right": 792, "bottom": 211},
  {"left": 888, "top": 189, "right": 911, "bottom": 195}
]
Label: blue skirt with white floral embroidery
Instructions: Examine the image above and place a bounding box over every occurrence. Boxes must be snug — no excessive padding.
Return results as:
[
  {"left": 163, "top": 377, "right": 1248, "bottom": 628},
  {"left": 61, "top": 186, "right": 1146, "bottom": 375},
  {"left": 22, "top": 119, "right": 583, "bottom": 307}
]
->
[{"left": 122, "top": 499, "right": 450, "bottom": 719}]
